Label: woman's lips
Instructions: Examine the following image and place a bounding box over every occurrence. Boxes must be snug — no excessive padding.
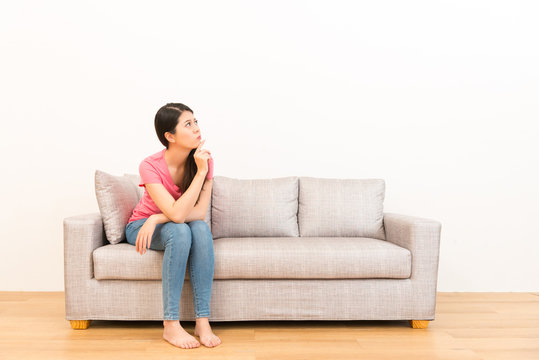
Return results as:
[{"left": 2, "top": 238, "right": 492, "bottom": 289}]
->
[{"left": 197, "top": 136, "right": 201, "bottom": 139}]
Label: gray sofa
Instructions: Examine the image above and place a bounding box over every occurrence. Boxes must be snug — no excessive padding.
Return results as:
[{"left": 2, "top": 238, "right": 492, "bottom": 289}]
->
[{"left": 64, "top": 175, "right": 442, "bottom": 330}]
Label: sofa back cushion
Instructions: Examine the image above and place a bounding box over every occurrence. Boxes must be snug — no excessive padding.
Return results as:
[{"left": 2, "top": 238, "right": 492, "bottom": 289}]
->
[
  {"left": 211, "top": 176, "right": 299, "bottom": 239},
  {"left": 123, "top": 173, "right": 144, "bottom": 201},
  {"left": 298, "top": 177, "right": 386, "bottom": 240}
]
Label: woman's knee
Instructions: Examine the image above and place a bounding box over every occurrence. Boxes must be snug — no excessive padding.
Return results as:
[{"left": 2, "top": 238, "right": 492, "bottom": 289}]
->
[
  {"left": 189, "top": 220, "right": 213, "bottom": 246},
  {"left": 188, "top": 219, "right": 210, "bottom": 233},
  {"left": 161, "top": 222, "right": 192, "bottom": 246}
]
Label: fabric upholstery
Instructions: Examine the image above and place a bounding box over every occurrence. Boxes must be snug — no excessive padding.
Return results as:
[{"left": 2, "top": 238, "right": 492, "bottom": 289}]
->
[
  {"left": 93, "top": 237, "right": 411, "bottom": 280},
  {"left": 94, "top": 170, "right": 140, "bottom": 244},
  {"left": 123, "top": 173, "right": 144, "bottom": 201},
  {"left": 65, "top": 175, "right": 442, "bottom": 322},
  {"left": 64, "top": 211, "right": 441, "bottom": 321},
  {"left": 211, "top": 176, "right": 299, "bottom": 239},
  {"left": 298, "top": 177, "right": 386, "bottom": 240}
]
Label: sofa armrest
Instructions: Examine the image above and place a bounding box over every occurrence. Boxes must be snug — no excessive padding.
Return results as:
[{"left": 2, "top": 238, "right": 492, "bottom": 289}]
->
[
  {"left": 383, "top": 212, "right": 442, "bottom": 283},
  {"left": 63, "top": 212, "right": 106, "bottom": 284}
]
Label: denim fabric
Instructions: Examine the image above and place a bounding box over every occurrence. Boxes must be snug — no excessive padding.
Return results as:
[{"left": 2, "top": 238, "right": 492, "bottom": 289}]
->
[{"left": 125, "top": 218, "right": 215, "bottom": 320}]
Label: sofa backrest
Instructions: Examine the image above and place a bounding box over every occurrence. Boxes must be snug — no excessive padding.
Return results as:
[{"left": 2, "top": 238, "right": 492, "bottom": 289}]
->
[
  {"left": 210, "top": 176, "right": 299, "bottom": 239},
  {"left": 297, "top": 177, "right": 386, "bottom": 240},
  {"left": 123, "top": 173, "right": 144, "bottom": 201},
  {"left": 210, "top": 176, "right": 386, "bottom": 240},
  {"left": 123, "top": 174, "right": 386, "bottom": 241}
]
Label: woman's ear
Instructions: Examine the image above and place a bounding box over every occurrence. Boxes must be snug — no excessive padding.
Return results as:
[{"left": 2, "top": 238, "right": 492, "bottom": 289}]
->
[{"left": 164, "top": 132, "right": 175, "bottom": 144}]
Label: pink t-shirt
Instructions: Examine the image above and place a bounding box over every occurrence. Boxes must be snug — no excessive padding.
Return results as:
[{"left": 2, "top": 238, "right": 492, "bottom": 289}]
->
[{"left": 128, "top": 148, "right": 183, "bottom": 223}]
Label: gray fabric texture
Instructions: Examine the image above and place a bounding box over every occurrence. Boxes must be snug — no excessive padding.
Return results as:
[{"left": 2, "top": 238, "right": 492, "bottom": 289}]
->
[
  {"left": 66, "top": 175, "right": 442, "bottom": 322},
  {"left": 298, "top": 177, "right": 386, "bottom": 240},
  {"left": 211, "top": 176, "right": 299, "bottom": 239},
  {"left": 94, "top": 170, "right": 140, "bottom": 244}
]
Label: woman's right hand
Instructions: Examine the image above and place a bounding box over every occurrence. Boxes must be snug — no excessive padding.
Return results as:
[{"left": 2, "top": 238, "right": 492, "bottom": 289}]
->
[
  {"left": 194, "top": 139, "right": 212, "bottom": 174},
  {"left": 136, "top": 217, "right": 157, "bottom": 255}
]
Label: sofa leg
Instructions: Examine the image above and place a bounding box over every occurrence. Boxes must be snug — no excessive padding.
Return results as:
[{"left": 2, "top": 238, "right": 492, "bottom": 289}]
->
[
  {"left": 409, "top": 320, "right": 429, "bottom": 329},
  {"left": 70, "top": 320, "right": 91, "bottom": 329}
]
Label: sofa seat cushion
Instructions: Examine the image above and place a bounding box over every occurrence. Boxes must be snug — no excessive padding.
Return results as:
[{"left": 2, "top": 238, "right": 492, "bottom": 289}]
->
[{"left": 93, "top": 238, "right": 411, "bottom": 280}]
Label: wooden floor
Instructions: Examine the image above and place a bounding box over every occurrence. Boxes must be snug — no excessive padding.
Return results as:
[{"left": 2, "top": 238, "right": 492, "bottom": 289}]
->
[{"left": 0, "top": 292, "right": 538, "bottom": 359}]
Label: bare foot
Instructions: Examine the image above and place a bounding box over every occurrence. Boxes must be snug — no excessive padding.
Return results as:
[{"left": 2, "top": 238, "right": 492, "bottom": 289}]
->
[
  {"left": 162, "top": 320, "right": 200, "bottom": 349},
  {"left": 194, "top": 318, "right": 222, "bottom": 347}
]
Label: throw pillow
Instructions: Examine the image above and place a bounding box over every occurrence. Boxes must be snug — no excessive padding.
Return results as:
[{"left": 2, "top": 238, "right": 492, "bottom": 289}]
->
[{"left": 95, "top": 169, "right": 140, "bottom": 244}]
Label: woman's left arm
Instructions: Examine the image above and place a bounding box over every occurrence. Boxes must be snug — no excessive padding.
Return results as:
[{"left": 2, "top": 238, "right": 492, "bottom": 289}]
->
[
  {"left": 148, "top": 213, "right": 173, "bottom": 225},
  {"left": 151, "top": 179, "right": 213, "bottom": 223},
  {"left": 185, "top": 178, "right": 212, "bottom": 222},
  {"left": 148, "top": 179, "right": 213, "bottom": 225}
]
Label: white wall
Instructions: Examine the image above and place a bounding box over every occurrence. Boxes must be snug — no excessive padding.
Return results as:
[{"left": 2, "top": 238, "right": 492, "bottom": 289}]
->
[{"left": 1, "top": 0, "right": 537, "bottom": 291}]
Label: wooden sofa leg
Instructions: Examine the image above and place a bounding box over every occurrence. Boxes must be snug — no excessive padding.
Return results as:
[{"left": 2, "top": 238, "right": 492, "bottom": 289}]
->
[
  {"left": 70, "top": 320, "right": 91, "bottom": 329},
  {"left": 409, "top": 320, "right": 429, "bottom": 329}
]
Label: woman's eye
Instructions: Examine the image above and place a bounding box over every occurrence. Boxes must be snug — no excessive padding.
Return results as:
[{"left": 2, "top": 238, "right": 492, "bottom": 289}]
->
[{"left": 186, "top": 120, "right": 198, "bottom": 127}]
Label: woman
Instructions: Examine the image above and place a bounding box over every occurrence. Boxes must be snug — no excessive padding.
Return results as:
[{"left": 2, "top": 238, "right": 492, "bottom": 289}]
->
[{"left": 125, "top": 103, "right": 221, "bottom": 349}]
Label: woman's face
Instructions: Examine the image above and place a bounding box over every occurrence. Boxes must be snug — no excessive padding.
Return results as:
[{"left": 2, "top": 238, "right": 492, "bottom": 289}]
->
[{"left": 168, "top": 111, "right": 202, "bottom": 149}]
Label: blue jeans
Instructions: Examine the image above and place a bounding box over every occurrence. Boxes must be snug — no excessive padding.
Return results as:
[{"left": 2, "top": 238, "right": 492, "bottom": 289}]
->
[{"left": 125, "top": 218, "right": 215, "bottom": 320}]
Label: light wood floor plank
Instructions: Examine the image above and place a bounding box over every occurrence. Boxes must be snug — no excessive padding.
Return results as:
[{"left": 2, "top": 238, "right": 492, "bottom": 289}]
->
[{"left": 0, "top": 292, "right": 538, "bottom": 359}]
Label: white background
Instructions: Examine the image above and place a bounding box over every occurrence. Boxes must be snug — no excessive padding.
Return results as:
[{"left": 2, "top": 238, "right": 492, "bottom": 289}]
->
[{"left": 1, "top": 0, "right": 537, "bottom": 291}]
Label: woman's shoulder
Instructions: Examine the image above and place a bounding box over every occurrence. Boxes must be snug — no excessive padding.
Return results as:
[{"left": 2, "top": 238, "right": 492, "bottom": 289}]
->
[{"left": 141, "top": 148, "right": 166, "bottom": 165}]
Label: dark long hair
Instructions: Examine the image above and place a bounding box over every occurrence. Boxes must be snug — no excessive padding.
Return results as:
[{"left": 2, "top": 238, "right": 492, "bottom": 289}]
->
[{"left": 154, "top": 103, "right": 197, "bottom": 193}]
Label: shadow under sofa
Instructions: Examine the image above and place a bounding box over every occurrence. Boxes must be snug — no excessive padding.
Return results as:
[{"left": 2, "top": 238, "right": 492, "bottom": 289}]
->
[{"left": 64, "top": 175, "right": 442, "bottom": 330}]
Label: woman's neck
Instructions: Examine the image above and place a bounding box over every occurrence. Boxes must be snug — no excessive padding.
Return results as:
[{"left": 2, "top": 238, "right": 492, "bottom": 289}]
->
[{"left": 164, "top": 146, "right": 190, "bottom": 170}]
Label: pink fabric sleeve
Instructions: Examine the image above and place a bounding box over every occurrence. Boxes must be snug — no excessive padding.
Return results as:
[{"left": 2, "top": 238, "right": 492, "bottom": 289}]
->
[{"left": 138, "top": 160, "right": 162, "bottom": 187}]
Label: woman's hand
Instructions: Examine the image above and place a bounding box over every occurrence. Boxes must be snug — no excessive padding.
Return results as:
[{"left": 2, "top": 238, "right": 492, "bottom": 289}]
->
[
  {"left": 194, "top": 139, "right": 212, "bottom": 175},
  {"left": 206, "top": 156, "right": 214, "bottom": 180},
  {"left": 135, "top": 216, "right": 157, "bottom": 255}
]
